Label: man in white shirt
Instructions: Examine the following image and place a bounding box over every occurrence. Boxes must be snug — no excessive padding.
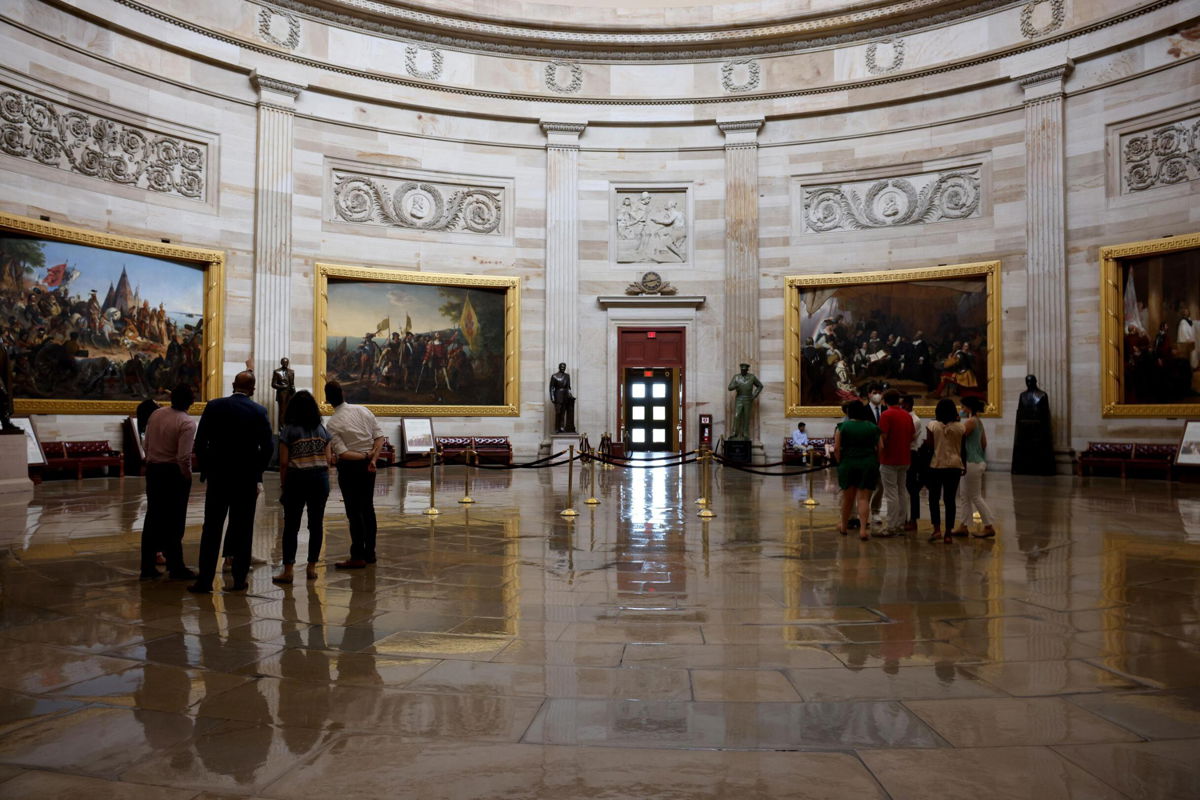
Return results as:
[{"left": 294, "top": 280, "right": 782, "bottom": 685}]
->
[
  {"left": 324, "top": 380, "right": 384, "bottom": 569},
  {"left": 790, "top": 422, "right": 809, "bottom": 449},
  {"left": 902, "top": 394, "right": 928, "bottom": 532}
]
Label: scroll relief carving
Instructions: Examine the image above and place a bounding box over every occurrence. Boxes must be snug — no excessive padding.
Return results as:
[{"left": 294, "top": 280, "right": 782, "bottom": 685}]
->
[
  {"left": 257, "top": 6, "right": 300, "bottom": 49},
  {"left": 0, "top": 86, "right": 206, "bottom": 200},
  {"left": 801, "top": 167, "right": 981, "bottom": 233},
  {"left": 1120, "top": 116, "right": 1200, "bottom": 193},
  {"left": 331, "top": 171, "right": 503, "bottom": 235},
  {"left": 615, "top": 190, "right": 688, "bottom": 264}
]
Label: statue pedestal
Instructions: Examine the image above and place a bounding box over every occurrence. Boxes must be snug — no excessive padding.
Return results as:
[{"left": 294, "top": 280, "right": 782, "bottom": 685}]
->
[
  {"left": 723, "top": 439, "right": 752, "bottom": 464},
  {"left": 540, "top": 433, "right": 580, "bottom": 459},
  {"left": 0, "top": 435, "right": 34, "bottom": 498}
]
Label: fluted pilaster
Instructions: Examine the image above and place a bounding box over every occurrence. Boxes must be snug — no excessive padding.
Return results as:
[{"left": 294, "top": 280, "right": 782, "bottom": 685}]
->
[
  {"left": 718, "top": 116, "right": 763, "bottom": 441},
  {"left": 1018, "top": 63, "right": 1071, "bottom": 454},
  {"left": 541, "top": 119, "right": 586, "bottom": 436},
  {"left": 251, "top": 72, "right": 303, "bottom": 425}
]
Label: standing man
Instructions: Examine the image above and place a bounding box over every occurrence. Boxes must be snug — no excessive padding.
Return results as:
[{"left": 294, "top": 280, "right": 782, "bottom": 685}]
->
[
  {"left": 876, "top": 389, "right": 914, "bottom": 537},
  {"left": 902, "top": 395, "right": 928, "bottom": 532},
  {"left": 865, "top": 383, "right": 887, "bottom": 523},
  {"left": 140, "top": 383, "right": 197, "bottom": 580},
  {"left": 188, "top": 370, "right": 273, "bottom": 594},
  {"left": 325, "top": 380, "right": 384, "bottom": 569},
  {"left": 727, "top": 363, "right": 763, "bottom": 440}
]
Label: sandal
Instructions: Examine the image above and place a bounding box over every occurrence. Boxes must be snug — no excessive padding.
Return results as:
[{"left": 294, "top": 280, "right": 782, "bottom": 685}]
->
[
  {"left": 837, "top": 526, "right": 848, "bottom": 536},
  {"left": 306, "top": 564, "right": 319, "bottom": 580},
  {"left": 859, "top": 532, "right": 870, "bottom": 541}
]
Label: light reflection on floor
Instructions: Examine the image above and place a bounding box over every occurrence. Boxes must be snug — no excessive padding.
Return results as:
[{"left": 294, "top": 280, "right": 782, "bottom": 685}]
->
[{"left": 0, "top": 465, "right": 1197, "bottom": 798}]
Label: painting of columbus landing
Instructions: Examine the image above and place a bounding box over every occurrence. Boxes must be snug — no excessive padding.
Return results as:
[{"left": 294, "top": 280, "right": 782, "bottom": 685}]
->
[
  {"left": 0, "top": 215, "right": 221, "bottom": 412},
  {"left": 1101, "top": 232, "right": 1200, "bottom": 417},
  {"left": 315, "top": 264, "right": 520, "bottom": 416},
  {"left": 784, "top": 262, "right": 1001, "bottom": 417}
]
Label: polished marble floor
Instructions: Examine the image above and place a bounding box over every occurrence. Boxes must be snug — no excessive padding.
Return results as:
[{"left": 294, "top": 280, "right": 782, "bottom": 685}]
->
[{"left": 0, "top": 462, "right": 1197, "bottom": 798}]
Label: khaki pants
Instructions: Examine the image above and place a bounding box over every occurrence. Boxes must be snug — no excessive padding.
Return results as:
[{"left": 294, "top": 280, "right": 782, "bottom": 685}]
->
[
  {"left": 956, "top": 461, "right": 994, "bottom": 527},
  {"left": 879, "top": 464, "right": 908, "bottom": 533}
]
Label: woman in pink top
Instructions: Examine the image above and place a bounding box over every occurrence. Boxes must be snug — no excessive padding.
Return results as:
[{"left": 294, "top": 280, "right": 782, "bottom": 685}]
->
[{"left": 925, "top": 398, "right": 965, "bottom": 543}]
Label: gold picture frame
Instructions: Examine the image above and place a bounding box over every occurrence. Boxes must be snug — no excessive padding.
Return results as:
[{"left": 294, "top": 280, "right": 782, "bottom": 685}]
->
[
  {"left": 314, "top": 263, "right": 520, "bottom": 416},
  {"left": 784, "top": 261, "right": 1001, "bottom": 417},
  {"left": 1099, "top": 232, "right": 1200, "bottom": 417},
  {"left": 1, "top": 212, "right": 224, "bottom": 415}
]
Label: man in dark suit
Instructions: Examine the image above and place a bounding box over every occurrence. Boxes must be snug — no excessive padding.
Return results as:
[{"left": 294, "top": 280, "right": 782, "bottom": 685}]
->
[{"left": 188, "top": 370, "right": 273, "bottom": 594}]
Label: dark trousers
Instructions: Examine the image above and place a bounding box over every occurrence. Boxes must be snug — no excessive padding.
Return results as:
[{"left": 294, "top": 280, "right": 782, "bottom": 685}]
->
[
  {"left": 337, "top": 460, "right": 377, "bottom": 561},
  {"left": 195, "top": 478, "right": 259, "bottom": 588},
  {"left": 907, "top": 448, "right": 931, "bottom": 521},
  {"left": 281, "top": 469, "right": 329, "bottom": 565},
  {"left": 140, "top": 463, "right": 192, "bottom": 573},
  {"left": 927, "top": 467, "right": 962, "bottom": 530}
]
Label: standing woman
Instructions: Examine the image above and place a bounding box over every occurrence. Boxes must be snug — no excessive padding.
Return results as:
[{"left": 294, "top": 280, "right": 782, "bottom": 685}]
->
[
  {"left": 835, "top": 400, "right": 880, "bottom": 541},
  {"left": 952, "top": 396, "right": 997, "bottom": 538},
  {"left": 926, "top": 398, "right": 966, "bottom": 543},
  {"left": 273, "top": 390, "right": 332, "bottom": 583}
]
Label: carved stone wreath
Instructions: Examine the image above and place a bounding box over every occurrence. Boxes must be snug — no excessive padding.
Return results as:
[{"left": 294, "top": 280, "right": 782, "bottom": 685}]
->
[
  {"left": 0, "top": 87, "right": 206, "bottom": 200},
  {"left": 1122, "top": 120, "right": 1200, "bottom": 193},
  {"left": 332, "top": 173, "right": 503, "bottom": 234},
  {"left": 625, "top": 271, "right": 678, "bottom": 296},
  {"left": 1019, "top": 0, "right": 1065, "bottom": 39},
  {"left": 721, "top": 59, "right": 760, "bottom": 93},
  {"left": 865, "top": 38, "right": 905, "bottom": 74},
  {"left": 404, "top": 45, "right": 444, "bottom": 81},
  {"left": 257, "top": 6, "right": 301, "bottom": 50},
  {"left": 802, "top": 168, "right": 981, "bottom": 232},
  {"left": 545, "top": 61, "right": 583, "bottom": 94}
]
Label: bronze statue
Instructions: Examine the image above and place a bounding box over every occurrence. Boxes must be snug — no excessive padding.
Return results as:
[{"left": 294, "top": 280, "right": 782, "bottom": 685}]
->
[
  {"left": 549, "top": 363, "right": 575, "bottom": 434},
  {"left": 1012, "top": 374, "right": 1055, "bottom": 475},
  {"left": 727, "top": 363, "right": 763, "bottom": 441},
  {"left": 271, "top": 357, "right": 295, "bottom": 427},
  {"left": 0, "top": 344, "right": 18, "bottom": 434}
]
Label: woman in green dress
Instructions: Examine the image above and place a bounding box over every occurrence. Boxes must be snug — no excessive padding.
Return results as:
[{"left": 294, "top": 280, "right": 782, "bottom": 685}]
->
[{"left": 834, "top": 400, "right": 880, "bottom": 541}]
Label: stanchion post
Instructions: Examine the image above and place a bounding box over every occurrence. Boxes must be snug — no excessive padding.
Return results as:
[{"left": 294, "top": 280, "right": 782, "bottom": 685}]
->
[
  {"left": 803, "top": 468, "right": 819, "bottom": 507},
  {"left": 424, "top": 446, "right": 441, "bottom": 516},
  {"left": 560, "top": 445, "right": 579, "bottom": 517},
  {"left": 698, "top": 449, "right": 716, "bottom": 519},
  {"left": 584, "top": 443, "right": 600, "bottom": 505},
  {"left": 458, "top": 447, "right": 476, "bottom": 505},
  {"left": 694, "top": 444, "right": 708, "bottom": 505}
]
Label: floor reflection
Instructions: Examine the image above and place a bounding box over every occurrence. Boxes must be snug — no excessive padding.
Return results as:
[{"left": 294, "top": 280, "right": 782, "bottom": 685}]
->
[{"left": 0, "top": 468, "right": 1196, "bottom": 795}]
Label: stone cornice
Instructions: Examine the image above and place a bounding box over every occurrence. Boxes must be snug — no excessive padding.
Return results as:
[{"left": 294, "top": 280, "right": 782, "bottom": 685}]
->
[
  {"left": 597, "top": 295, "right": 706, "bottom": 309},
  {"left": 270, "top": 0, "right": 1013, "bottom": 60},
  {"left": 540, "top": 121, "right": 587, "bottom": 135},
  {"left": 1016, "top": 62, "right": 1074, "bottom": 89}
]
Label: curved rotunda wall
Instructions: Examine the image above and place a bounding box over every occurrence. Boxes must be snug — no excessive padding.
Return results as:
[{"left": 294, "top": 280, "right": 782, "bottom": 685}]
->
[{"left": 0, "top": 0, "right": 1197, "bottom": 461}]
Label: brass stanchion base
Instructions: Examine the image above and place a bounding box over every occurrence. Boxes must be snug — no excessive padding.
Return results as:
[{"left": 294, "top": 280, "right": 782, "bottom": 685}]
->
[
  {"left": 698, "top": 508, "right": 716, "bottom": 519},
  {"left": 584, "top": 497, "right": 600, "bottom": 505},
  {"left": 694, "top": 497, "right": 707, "bottom": 505},
  {"left": 560, "top": 508, "right": 579, "bottom": 517},
  {"left": 458, "top": 497, "right": 476, "bottom": 504},
  {"left": 803, "top": 498, "right": 820, "bottom": 507},
  {"left": 423, "top": 507, "right": 441, "bottom": 516}
]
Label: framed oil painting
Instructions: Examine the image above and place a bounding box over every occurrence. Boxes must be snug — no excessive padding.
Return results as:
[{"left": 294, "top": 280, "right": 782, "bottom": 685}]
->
[
  {"left": 1100, "top": 232, "right": 1200, "bottom": 417},
  {"left": 0, "top": 213, "right": 223, "bottom": 414},
  {"left": 401, "top": 418, "right": 435, "bottom": 457},
  {"left": 784, "top": 261, "right": 1001, "bottom": 417},
  {"left": 314, "top": 263, "right": 520, "bottom": 415}
]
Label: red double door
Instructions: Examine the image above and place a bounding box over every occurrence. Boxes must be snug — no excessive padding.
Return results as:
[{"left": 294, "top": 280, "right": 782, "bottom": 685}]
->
[{"left": 617, "top": 327, "right": 685, "bottom": 453}]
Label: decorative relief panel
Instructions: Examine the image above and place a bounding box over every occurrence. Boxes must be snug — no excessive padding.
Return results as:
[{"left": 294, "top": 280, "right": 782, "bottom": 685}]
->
[
  {"left": 866, "top": 39, "right": 905, "bottom": 74},
  {"left": 722, "top": 59, "right": 760, "bottom": 93},
  {"left": 404, "top": 45, "right": 443, "bottom": 80},
  {"left": 0, "top": 85, "right": 207, "bottom": 200},
  {"left": 614, "top": 189, "right": 688, "bottom": 264},
  {"left": 1120, "top": 116, "right": 1200, "bottom": 193},
  {"left": 1020, "top": 0, "right": 1065, "bottom": 39},
  {"left": 257, "top": 5, "right": 301, "bottom": 49},
  {"left": 800, "top": 166, "right": 981, "bottom": 233},
  {"left": 545, "top": 61, "right": 583, "bottom": 94},
  {"left": 330, "top": 169, "right": 504, "bottom": 236}
]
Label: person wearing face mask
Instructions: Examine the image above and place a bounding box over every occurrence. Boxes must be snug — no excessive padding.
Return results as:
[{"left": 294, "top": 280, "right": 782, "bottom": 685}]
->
[{"left": 951, "top": 396, "right": 996, "bottom": 538}]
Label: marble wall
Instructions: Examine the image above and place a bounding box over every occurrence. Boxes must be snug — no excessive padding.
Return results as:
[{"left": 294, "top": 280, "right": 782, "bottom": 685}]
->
[{"left": 0, "top": 0, "right": 1197, "bottom": 463}]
